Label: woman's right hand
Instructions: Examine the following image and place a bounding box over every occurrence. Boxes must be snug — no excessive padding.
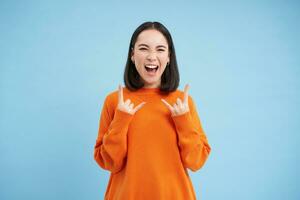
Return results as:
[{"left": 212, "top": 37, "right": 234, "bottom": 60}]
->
[{"left": 117, "top": 85, "right": 146, "bottom": 115}]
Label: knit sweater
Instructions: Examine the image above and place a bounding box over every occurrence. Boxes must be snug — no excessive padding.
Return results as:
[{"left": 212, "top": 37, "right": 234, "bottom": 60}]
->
[{"left": 94, "top": 87, "right": 211, "bottom": 200}]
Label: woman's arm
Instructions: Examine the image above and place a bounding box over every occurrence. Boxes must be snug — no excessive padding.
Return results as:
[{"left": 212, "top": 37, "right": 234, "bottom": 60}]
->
[
  {"left": 172, "top": 96, "right": 211, "bottom": 172},
  {"left": 94, "top": 95, "right": 133, "bottom": 174}
]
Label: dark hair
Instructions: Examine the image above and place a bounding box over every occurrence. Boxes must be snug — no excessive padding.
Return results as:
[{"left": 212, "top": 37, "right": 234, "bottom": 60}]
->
[{"left": 124, "top": 21, "right": 180, "bottom": 93}]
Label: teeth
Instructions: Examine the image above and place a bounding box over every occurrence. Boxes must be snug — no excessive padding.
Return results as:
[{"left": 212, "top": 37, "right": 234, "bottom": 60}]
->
[{"left": 145, "top": 65, "right": 158, "bottom": 69}]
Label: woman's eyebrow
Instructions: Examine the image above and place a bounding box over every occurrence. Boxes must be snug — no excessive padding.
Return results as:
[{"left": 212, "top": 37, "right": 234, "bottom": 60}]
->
[
  {"left": 157, "top": 45, "right": 167, "bottom": 49},
  {"left": 137, "top": 44, "right": 148, "bottom": 47}
]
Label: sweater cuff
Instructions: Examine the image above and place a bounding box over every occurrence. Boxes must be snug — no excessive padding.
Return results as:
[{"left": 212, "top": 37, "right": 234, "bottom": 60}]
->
[
  {"left": 112, "top": 109, "right": 134, "bottom": 127},
  {"left": 171, "top": 112, "right": 195, "bottom": 135}
]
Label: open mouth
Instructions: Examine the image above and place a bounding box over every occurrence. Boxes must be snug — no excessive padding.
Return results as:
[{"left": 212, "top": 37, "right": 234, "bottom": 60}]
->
[{"left": 145, "top": 65, "right": 159, "bottom": 73}]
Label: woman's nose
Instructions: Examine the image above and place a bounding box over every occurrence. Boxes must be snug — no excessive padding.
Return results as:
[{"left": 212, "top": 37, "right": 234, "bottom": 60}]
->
[{"left": 146, "top": 52, "right": 157, "bottom": 61}]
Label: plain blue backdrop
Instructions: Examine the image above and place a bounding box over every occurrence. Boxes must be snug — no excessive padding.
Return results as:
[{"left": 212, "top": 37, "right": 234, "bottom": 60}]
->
[{"left": 1, "top": 0, "right": 299, "bottom": 199}]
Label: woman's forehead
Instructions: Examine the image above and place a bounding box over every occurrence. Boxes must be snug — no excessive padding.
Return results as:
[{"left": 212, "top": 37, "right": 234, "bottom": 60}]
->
[{"left": 135, "top": 29, "right": 168, "bottom": 47}]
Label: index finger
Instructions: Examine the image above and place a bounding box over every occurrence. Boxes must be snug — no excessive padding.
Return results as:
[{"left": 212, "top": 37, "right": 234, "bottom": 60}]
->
[
  {"left": 118, "top": 85, "right": 123, "bottom": 103},
  {"left": 183, "top": 84, "right": 189, "bottom": 104}
]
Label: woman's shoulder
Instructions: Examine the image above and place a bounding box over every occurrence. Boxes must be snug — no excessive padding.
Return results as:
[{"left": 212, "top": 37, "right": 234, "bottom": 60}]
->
[
  {"left": 103, "top": 86, "right": 133, "bottom": 104},
  {"left": 102, "top": 88, "right": 119, "bottom": 108}
]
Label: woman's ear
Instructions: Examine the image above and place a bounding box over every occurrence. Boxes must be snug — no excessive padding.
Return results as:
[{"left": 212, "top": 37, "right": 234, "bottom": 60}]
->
[{"left": 131, "top": 49, "right": 134, "bottom": 62}]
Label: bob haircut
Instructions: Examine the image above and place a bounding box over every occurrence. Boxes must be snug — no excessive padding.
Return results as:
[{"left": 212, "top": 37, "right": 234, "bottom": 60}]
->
[{"left": 124, "top": 21, "right": 180, "bottom": 93}]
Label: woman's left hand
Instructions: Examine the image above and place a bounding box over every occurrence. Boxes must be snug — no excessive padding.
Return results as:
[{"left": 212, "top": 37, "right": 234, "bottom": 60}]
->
[{"left": 161, "top": 84, "right": 190, "bottom": 117}]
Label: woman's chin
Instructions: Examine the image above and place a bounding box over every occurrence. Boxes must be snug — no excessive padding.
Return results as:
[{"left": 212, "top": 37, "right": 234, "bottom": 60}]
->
[{"left": 143, "top": 79, "right": 160, "bottom": 87}]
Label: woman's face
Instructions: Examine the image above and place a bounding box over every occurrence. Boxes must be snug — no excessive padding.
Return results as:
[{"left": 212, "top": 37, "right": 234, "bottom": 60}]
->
[{"left": 131, "top": 29, "right": 170, "bottom": 88}]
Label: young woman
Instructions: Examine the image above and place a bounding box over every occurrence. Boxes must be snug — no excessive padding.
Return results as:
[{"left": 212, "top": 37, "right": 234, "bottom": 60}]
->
[{"left": 94, "top": 21, "right": 211, "bottom": 200}]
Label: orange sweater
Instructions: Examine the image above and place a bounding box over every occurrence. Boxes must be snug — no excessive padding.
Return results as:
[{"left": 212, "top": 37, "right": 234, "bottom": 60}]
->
[{"left": 94, "top": 87, "right": 211, "bottom": 200}]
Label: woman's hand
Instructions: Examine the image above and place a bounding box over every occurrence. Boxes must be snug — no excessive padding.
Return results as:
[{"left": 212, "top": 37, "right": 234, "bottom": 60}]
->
[
  {"left": 117, "top": 85, "right": 146, "bottom": 115},
  {"left": 161, "top": 84, "right": 190, "bottom": 117}
]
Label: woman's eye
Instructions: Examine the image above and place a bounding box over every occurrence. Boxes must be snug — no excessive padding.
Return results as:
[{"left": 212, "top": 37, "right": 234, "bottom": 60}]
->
[{"left": 138, "top": 48, "right": 165, "bottom": 52}]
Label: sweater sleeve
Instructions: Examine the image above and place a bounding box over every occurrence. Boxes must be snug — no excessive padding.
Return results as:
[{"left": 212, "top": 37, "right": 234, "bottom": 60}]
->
[
  {"left": 94, "top": 96, "right": 133, "bottom": 173},
  {"left": 172, "top": 96, "right": 211, "bottom": 172}
]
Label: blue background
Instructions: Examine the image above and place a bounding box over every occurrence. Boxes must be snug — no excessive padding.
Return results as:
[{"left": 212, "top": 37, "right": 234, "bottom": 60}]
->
[{"left": 1, "top": 0, "right": 299, "bottom": 199}]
